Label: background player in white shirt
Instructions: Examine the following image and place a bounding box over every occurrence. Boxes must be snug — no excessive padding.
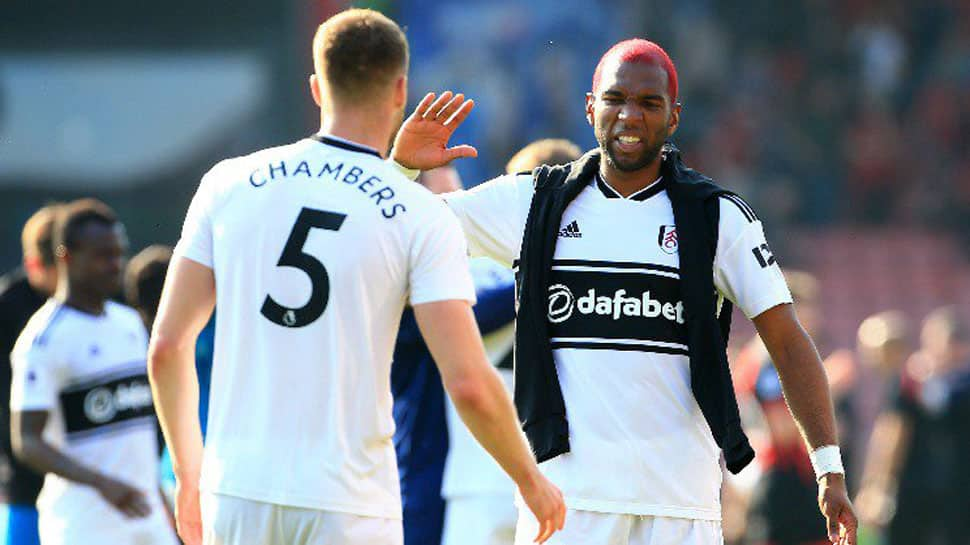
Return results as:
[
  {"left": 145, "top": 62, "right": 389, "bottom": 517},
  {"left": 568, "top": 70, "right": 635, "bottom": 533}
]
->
[
  {"left": 147, "top": 8, "right": 564, "bottom": 545},
  {"left": 390, "top": 39, "right": 857, "bottom": 545},
  {"left": 10, "top": 199, "right": 176, "bottom": 545}
]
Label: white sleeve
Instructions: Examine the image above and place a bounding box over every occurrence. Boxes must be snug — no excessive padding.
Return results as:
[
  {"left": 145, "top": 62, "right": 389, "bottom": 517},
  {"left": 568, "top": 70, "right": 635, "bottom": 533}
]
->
[
  {"left": 173, "top": 164, "right": 223, "bottom": 269},
  {"left": 713, "top": 195, "right": 792, "bottom": 319},
  {"left": 10, "top": 338, "right": 62, "bottom": 412},
  {"left": 442, "top": 174, "right": 530, "bottom": 267},
  {"left": 408, "top": 202, "right": 478, "bottom": 306}
]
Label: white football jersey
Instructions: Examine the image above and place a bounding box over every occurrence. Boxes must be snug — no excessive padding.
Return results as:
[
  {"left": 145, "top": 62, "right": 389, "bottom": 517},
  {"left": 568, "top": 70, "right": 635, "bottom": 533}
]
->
[
  {"left": 174, "top": 135, "right": 475, "bottom": 519},
  {"left": 9, "top": 300, "right": 169, "bottom": 539},
  {"left": 444, "top": 173, "right": 792, "bottom": 520}
]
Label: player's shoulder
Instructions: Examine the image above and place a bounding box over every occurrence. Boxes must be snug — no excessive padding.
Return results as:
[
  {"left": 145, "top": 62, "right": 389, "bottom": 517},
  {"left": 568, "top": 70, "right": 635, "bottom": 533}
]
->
[
  {"left": 717, "top": 192, "right": 760, "bottom": 229},
  {"left": 13, "top": 300, "right": 68, "bottom": 354},
  {"left": 201, "top": 140, "right": 313, "bottom": 187}
]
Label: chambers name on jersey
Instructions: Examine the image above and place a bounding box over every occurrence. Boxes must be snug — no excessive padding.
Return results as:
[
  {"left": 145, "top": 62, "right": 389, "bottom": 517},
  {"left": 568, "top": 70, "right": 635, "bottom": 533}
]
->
[
  {"left": 174, "top": 134, "right": 475, "bottom": 520},
  {"left": 445, "top": 173, "right": 792, "bottom": 520}
]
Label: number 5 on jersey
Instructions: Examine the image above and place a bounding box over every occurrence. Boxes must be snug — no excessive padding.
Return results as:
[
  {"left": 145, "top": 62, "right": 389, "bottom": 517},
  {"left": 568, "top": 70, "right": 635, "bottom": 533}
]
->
[{"left": 261, "top": 207, "right": 346, "bottom": 328}]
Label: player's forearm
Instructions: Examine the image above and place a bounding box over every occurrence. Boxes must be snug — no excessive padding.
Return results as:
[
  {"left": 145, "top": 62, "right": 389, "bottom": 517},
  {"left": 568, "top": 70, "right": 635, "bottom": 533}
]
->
[
  {"left": 447, "top": 367, "right": 542, "bottom": 487},
  {"left": 13, "top": 434, "right": 104, "bottom": 487},
  {"left": 768, "top": 328, "right": 839, "bottom": 449},
  {"left": 147, "top": 338, "right": 203, "bottom": 484}
]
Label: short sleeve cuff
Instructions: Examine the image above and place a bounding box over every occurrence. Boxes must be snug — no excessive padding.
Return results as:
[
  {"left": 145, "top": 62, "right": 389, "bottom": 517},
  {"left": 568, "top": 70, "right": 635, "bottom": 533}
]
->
[
  {"left": 744, "top": 296, "right": 793, "bottom": 320},
  {"left": 173, "top": 242, "right": 214, "bottom": 269},
  {"left": 410, "top": 286, "right": 477, "bottom": 307}
]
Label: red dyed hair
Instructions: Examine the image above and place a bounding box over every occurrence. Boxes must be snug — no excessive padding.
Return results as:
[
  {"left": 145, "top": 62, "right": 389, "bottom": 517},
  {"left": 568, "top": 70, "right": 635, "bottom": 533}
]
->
[{"left": 592, "top": 39, "right": 678, "bottom": 102}]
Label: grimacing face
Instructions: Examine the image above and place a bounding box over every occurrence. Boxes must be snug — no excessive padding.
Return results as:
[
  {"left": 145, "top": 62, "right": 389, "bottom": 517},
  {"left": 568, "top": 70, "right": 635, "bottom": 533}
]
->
[{"left": 586, "top": 60, "right": 680, "bottom": 173}]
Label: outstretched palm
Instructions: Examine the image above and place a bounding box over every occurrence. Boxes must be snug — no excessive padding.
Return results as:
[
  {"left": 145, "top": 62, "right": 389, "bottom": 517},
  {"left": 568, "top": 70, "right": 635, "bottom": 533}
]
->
[{"left": 391, "top": 91, "right": 478, "bottom": 170}]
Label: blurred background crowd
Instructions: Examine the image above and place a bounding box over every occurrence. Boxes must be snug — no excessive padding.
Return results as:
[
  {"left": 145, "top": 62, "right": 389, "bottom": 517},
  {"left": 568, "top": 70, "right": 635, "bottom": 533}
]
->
[{"left": 1, "top": 0, "right": 969, "bottom": 544}]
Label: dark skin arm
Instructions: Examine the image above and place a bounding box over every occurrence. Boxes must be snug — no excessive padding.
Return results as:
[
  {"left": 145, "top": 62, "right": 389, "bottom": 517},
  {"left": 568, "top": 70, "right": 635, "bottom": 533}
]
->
[
  {"left": 753, "top": 303, "right": 859, "bottom": 545},
  {"left": 11, "top": 409, "right": 151, "bottom": 518}
]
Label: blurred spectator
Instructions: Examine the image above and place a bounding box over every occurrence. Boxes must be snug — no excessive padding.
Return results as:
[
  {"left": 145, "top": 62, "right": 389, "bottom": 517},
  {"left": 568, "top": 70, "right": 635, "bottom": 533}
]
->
[
  {"left": 849, "top": 311, "right": 912, "bottom": 474},
  {"left": 124, "top": 245, "right": 173, "bottom": 330},
  {"left": 504, "top": 138, "right": 582, "bottom": 174},
  {"left": 0, "top": 204, "right": 60, "bottom": 545},
  {"left": 123, "top": 245, "right": 215, "bottom": 511},
  {"left": 855, "top": 306, "right": 970, "bottom": 545}
]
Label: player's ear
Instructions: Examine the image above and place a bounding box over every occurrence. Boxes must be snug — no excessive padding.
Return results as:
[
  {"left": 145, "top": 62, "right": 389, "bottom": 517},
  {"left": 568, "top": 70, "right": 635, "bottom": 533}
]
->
[
  {"left": 309, "top": 74, "right": 322, "bottom": 108},
  {"left": 393, "top": 76, "right": 407, "bottom": 109},
  {"left": 585, "top": 92, "right": 595, "bottom": 126},
  {"left": 667, "top": 102, "right": 681, "bottom": 136}
]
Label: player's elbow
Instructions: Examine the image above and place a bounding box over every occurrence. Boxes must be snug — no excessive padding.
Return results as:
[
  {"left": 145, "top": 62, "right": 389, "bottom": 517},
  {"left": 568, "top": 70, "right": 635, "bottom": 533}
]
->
[
  {"left": 146, "top": 333, "right": 187, "bottom": 377},
  {"left": 444, "top": 372, "right": 494, "bottom": 415}
]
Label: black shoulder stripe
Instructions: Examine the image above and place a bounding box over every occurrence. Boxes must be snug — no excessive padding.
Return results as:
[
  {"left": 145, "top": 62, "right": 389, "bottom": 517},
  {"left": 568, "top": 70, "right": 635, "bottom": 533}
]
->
[{"left": 720, "top": 194, "right": 756, "bottom": 223}]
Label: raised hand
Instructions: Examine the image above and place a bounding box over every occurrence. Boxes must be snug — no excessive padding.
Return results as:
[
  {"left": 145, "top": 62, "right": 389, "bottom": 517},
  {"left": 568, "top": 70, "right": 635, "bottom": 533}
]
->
[{"left": 391, "top": 91, "right": 478, "bottom": 170}]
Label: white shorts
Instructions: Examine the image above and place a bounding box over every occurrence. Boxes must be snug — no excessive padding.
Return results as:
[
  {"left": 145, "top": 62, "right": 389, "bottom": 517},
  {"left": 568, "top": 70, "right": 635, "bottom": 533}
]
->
[
  {"left": 38, "top": 510, "right": 177, "bottom": 545},
  {"left": 514, "top": 508, "right": 723, "bottom": 545},
  {"left": 201, "top": 492, "right": 402, "bottom": 545},
  {"left": 442, "top": 495, "right": 517, "bottom": 545}
]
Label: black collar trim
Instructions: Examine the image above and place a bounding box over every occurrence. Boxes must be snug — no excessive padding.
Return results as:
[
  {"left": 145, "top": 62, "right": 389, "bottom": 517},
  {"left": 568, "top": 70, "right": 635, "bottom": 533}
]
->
[
  {"left": 595, "top": 174, "right": 665, "bottom": 202},
  {"left": 310, "top": 134, "right": 382, "bottom": 158}
]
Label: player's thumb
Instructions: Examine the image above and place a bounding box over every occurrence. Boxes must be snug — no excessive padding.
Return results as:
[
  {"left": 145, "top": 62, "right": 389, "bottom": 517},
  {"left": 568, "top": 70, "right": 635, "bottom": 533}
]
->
[{"left": 446, "top": 145, "right": 478, "bottom": 161}]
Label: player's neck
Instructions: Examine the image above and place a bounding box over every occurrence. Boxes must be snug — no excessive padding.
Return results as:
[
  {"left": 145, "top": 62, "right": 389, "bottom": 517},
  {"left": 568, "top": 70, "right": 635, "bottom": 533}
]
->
[
  {"left": 599, "top": 158, "right": 663, "bottom": 198},
  {"left": 56, "top": 284, "right": 106, "bottom": 316},
  {"left": 319, "top": 110, "right": 392, "bottom": 158}
]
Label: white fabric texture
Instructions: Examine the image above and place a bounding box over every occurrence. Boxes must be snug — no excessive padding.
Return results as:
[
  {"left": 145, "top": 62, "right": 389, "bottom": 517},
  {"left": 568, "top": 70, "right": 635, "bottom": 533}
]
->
[
  {"left": 201, "top": 492, "right": 402, "bottom": 545},
  {"left": 514, "top": 508, "right": 723, "bottom": 545}
]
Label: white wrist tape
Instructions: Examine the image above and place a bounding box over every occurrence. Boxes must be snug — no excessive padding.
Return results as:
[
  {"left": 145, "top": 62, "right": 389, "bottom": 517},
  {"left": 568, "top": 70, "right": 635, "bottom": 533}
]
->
[
  {"left": 809, "top": 445, "right": 845, "bottom": 480},
  {"left": 389, "top": 159, "right": 421, "bottom": 181}
]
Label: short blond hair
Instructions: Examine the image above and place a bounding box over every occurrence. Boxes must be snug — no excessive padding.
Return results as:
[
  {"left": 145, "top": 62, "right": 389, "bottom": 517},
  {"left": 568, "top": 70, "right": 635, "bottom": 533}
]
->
[
  {"left": 21, "top": 203, "right": 61, "bottom": 265},
  {"left": 312, "top": 9, "right": 408, "bottom": 103},
  {"left": 506, "top": 139, "right": 582, "bottom": 174}
]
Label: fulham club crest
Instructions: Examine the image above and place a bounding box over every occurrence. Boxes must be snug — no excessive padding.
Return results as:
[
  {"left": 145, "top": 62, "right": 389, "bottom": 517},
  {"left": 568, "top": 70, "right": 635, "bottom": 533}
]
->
[{"left": 658, "top": 225, "right": 678, "bottom": 254}]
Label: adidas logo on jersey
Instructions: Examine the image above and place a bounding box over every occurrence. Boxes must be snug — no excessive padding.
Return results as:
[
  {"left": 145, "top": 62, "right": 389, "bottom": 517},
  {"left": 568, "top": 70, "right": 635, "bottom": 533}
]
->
[{"left": 558, "top": 220, "right": 582, "bottom": 238}]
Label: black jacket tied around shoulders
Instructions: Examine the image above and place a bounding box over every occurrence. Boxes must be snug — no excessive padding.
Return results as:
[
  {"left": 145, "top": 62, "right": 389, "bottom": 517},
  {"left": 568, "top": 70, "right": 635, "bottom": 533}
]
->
[{"left": 513, "top": 144, "right": 755, "bottom": 474}]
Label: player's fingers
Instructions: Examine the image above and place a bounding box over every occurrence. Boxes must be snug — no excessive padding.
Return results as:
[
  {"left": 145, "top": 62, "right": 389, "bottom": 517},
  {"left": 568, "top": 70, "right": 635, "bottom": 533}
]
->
[
  {"left": 558, "top": 497, "right": 567, "bottom": 530},
  {"left": 444, "top": 99, "right": 475, "bottom": 127},
  {"left": 535, "top": 516, "right": 552, "bottom": 543},
  {"left": 436, "top": 93, "right": 465, "bottom": 121},
  {"left": 445, "top": 145, "right": 478, "bottom": 161},
  {"left": 411, "top": 92, "right": 436, "bottom": 118},
  {"left": 841, "top": 508, "right": 858, "bottom": 545},
  {"left": 825, "top": 510, "right": 839, "bottom": 543},
  {"left": 423, "top": 91, "right": 454, "bottom": 119}
]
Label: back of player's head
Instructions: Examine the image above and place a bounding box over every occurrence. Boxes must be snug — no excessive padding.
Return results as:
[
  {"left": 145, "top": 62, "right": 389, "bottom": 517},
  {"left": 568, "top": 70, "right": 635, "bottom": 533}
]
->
[
  {"left": 125, "top": 245, "right": 173, "bottom": 322},
  {"left": 506, "top": 139, "right": 583, "bottom": 174},
  {"left": 592, "top": 39, "right": 678, "bottom": 102},
  {"left": 54, "top": 198, "right": 119, "bottom": 254},
  {"left": 312, "top": 8, "right": 409, "bottom": 105},
  {"left": 21, "top": 203, "right": 62, "bottom": 266}
]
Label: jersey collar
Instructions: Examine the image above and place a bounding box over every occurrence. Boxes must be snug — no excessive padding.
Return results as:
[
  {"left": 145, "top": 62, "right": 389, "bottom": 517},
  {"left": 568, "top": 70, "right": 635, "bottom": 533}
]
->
[
  {"left": 311, "top": 134, "right": 382, "bottom": 159},
  {"left": 595, "top": 174, "right": 665, "bottom": 202}
]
